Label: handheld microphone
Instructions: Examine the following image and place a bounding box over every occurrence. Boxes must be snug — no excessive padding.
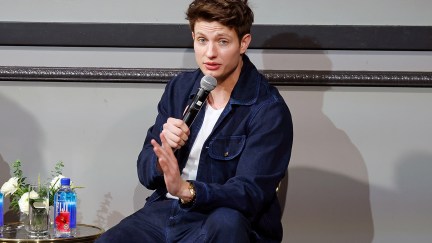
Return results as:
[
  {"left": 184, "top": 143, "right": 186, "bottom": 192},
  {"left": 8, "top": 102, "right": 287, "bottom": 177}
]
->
[{"left": 183, "top": 75, "right": 217, "bottom": 126}]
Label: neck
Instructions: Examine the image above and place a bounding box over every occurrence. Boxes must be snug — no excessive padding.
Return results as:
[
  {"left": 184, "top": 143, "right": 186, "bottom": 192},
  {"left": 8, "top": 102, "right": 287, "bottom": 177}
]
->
[
  {"left": 207, "top": 56, "right": 244, "bottom": 109},
  {"left": 207, "top": 90, "right": 229, "bottom": 110}
]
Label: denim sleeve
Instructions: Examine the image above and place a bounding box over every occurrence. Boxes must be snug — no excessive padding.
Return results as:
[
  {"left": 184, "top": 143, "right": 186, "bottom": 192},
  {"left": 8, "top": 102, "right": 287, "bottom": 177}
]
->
[
  {"left": 136, "top": 77, "right": 178, "bottom": 190},
  {"left": 136, "top": 71, "right": 199, "bottom": 190},
  {"left": 136, "top": 102, "right": 167, "bottom": 190}
]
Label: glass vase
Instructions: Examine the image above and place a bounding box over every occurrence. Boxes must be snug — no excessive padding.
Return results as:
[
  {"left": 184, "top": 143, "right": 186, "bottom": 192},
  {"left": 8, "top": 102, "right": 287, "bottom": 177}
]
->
[{"left": 25, "top": 184, "right": 50, "bottom": 238}]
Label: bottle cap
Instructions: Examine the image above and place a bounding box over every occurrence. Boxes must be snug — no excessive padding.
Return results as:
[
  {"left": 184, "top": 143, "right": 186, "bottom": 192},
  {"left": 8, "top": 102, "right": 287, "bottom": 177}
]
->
[{"left": 60, "top": 178, "right": 71, "bottom": 186}]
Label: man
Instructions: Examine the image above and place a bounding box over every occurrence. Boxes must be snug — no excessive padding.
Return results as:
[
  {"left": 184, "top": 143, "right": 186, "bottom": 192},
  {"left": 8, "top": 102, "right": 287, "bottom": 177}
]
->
[{"left": 96, "top": 0, "right": 293, "bottom": 242}]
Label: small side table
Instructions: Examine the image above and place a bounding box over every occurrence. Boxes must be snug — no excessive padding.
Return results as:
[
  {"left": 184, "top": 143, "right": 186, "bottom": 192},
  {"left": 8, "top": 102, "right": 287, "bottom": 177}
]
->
[{"left": 0, "top": 223, "right": 104, "bottom": 243}]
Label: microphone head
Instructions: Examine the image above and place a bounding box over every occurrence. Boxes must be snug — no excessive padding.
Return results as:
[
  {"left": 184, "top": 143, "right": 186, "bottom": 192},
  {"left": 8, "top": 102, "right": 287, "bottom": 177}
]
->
[{"left": 200, "top": 75, "right": 217, "bottom": 92}]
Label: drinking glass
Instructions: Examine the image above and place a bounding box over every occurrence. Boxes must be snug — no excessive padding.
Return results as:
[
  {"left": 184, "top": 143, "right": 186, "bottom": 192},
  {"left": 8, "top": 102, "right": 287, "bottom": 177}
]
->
[{"left": 26, "top": 184, "right": 50, "bottom": 238}]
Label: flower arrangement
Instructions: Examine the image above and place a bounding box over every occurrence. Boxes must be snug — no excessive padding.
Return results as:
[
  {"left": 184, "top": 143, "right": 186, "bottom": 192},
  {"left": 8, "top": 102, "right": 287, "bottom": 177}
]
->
[{"left": 0, "top": 160, "right": 77, "bottom": 214}]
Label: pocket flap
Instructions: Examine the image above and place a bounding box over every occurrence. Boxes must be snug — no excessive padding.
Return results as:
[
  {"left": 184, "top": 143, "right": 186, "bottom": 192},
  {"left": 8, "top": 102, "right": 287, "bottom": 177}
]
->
[{"left": 208, "top": 135, "right": 246, "bottom": 160}]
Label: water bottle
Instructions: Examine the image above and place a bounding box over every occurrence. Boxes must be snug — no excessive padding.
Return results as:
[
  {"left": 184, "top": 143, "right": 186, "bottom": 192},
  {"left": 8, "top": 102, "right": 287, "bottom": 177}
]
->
[
  {"left": 0, "top": 192, "right": 4, "bottom": 232},
  {"left": 54, "top": 178, "right": 77, "bottom": 237}
]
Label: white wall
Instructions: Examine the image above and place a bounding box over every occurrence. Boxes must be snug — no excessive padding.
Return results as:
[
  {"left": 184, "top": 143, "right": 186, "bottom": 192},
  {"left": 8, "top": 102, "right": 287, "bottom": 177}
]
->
[
  {"left": 1, "top": 0, "right": 432, "bottom": 25},
  {"left": 280, "top": 86, "right": 432, "bottom": 243},
  {"left": 1, "top": 47, "right": 432, "bottom": 71}
]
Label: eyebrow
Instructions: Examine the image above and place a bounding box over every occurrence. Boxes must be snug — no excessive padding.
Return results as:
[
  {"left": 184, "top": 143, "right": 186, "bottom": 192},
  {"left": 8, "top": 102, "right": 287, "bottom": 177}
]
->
[{"left": 194, "top": 31, "right": 233, "bottom": 39}]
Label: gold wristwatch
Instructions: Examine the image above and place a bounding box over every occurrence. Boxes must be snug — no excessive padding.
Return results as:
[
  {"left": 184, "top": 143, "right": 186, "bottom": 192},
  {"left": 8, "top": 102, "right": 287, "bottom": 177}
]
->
[{"left": 180, "top": 181, "right": 196, "bottom": 205}]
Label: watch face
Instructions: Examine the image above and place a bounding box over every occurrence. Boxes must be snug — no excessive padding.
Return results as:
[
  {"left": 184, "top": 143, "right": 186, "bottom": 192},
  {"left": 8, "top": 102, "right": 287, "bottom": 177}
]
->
[{"left": 180, "top": 182, "right": 196, "bottom": 206}]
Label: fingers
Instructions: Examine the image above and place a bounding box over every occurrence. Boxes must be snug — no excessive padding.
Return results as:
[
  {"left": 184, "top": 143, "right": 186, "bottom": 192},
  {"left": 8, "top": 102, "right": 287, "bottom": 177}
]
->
[
  {"left": 166, "top": 117, "right": 190, "bottom": 138},
  {"left": 151, "top": 133, "right": 175, "bottom": 168},
  {"left": 162, "top": 118, "right": 190, "bottom": 149},
  {"left": 152, "top": 133, "right": 184, "bottom": 196},
  {"left": 159, "top": 132, "right": 175, "bottom": 157},
  {"left": 151, "top": 138, "right": 168, "bottom": 161}
]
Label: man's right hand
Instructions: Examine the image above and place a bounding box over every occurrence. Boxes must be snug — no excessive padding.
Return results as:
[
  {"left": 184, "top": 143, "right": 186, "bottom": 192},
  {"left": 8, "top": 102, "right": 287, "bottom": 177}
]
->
[{"left": 161, "top": 117, "right": 190, "bottom": 150}]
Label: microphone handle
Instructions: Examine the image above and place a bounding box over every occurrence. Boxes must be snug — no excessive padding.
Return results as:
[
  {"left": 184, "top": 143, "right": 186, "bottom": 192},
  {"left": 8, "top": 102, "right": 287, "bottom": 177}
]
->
[{"left": 183, "top": 88, "right": 210, "bottom": 126}]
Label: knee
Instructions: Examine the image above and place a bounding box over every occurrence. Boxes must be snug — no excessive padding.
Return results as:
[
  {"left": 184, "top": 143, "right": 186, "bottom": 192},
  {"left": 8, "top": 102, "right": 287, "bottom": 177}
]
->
[
  {"left": 95, "top": 224, "right": 132, "bottom": 243},
  {"left": 205, "top": 207, "right": 250, "bottom": 234}
]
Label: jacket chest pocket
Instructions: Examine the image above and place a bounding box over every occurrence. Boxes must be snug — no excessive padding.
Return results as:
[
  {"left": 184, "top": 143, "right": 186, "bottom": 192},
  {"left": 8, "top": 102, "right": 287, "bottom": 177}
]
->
[{"left": 208, "top": 135, "right": 246, "bottom": 161}]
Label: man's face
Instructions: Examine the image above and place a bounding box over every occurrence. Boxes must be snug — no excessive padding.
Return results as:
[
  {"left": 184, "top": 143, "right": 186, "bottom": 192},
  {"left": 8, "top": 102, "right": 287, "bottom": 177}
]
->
[{"left": 192, "top": 20, "right": 250, "bottom": 83}]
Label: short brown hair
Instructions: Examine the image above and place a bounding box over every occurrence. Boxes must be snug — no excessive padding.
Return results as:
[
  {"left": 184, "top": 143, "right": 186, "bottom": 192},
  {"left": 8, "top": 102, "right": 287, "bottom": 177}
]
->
[{"left": 186, "top": 0, "right": 254, "bottom": 41}]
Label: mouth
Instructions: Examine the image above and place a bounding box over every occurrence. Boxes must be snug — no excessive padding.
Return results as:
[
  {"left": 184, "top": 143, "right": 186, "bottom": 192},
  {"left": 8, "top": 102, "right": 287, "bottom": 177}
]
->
[{"left": 204, "top": 62, "right": 221, "bottom": 71}]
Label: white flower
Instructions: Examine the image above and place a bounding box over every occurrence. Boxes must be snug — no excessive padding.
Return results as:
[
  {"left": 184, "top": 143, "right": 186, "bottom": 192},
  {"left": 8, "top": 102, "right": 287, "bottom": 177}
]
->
[
  {"left": 18, "top": 190, "right": 39, "bottom": 214},
  {"left": 1, "top": 177, "right": 19, "bottom": 196},
  {"left": 50, "top": 174, "right": 66, "bottom": 190}
]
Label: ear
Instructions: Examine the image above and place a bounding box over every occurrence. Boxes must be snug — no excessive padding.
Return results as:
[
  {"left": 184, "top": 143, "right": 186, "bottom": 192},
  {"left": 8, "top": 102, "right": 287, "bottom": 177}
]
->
[
  {"left": 240, "top": 34, "right": 251, "bottom": 54},
  {"left": 192, "top": 32, "right": 195, "bottom": 40}
]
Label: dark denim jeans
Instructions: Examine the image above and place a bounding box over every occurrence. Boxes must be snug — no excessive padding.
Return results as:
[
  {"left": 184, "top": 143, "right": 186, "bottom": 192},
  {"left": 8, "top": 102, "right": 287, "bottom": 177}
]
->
[{"left": 95, "top": 198, "right": 252, "bottom": 243}]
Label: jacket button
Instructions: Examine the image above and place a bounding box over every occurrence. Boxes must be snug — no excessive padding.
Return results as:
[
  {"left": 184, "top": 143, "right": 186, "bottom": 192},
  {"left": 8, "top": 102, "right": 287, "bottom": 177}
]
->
[{"left": 224, "top": 152, "right": 229, "bottom": 157}]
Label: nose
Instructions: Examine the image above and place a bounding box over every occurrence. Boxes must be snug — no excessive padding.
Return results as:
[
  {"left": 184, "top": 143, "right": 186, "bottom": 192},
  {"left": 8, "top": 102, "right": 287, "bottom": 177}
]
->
[{"left": 205, "top": 42, "right": 217, "bottom": 59}]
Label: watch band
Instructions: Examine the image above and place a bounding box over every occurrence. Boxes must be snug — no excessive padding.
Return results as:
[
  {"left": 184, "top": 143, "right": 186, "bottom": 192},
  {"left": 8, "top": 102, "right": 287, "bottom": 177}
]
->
[{"left": 180, "top": 181, "right": 196, "bottom": 205}]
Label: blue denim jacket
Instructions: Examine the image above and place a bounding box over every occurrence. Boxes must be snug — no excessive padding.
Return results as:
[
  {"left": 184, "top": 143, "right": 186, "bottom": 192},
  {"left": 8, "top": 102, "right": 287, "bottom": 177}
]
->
[{"left": 137, "top": 55, "right": 293, "bottom": 241}]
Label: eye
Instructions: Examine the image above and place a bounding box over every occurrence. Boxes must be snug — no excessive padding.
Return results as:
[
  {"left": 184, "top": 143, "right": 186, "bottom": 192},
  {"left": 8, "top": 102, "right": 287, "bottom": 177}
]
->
[
  {"left": 218, "top": 39, "right": 229, "bottom": 46},
  {"left": 196, "top": 37, "right": 206, "bottom": 44}
]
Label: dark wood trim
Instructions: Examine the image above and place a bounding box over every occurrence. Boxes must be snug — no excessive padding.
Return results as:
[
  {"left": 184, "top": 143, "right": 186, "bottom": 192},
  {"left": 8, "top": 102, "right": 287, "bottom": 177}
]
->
[
  {"left": 1, "top": 66, "right": 431, "bottom": 87},
  {"left": 1, "top": 22, "right": 431, "bottom": 51}
]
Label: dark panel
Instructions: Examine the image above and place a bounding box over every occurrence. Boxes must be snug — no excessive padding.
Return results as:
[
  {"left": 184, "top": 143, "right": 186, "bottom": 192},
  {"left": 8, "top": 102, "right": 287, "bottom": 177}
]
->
[
  {"left": 1, "top": 66, "right": 431, "bottom": 87},
  {"left": 251, "top": 25, "right": 432, "bottom": 51},
  {"left": 0, "top": 22, "right": 193, "bottom": 48},
  {"left": 1, "top": 22, "right": 431, "bottom": 50}
]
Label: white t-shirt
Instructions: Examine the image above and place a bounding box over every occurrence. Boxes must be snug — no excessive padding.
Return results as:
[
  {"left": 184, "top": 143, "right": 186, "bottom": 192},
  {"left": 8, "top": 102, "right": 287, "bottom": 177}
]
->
[
  {"left": 166, "top": 104, "right": 224, "bottom": 199},
  {"left": 181, "top": 104, "right": 224, "bottom": 181}
]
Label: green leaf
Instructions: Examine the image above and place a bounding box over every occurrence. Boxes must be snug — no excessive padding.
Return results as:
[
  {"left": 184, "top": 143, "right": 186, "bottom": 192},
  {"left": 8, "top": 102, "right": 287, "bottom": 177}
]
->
[{"left": 51, "top": 161, "right": 64, "bottom": 178}]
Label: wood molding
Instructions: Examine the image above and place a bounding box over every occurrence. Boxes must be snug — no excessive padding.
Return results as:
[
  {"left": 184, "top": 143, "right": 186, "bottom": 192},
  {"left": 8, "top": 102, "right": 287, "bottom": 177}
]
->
[{"left": 1, "top": 66, "right": 431, "bottom": 87}]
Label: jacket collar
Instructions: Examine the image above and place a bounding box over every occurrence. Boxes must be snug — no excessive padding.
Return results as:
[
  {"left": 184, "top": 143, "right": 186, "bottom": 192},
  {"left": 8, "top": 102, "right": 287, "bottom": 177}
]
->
[
  {"left": 229, "top": 54, "right": 259, "bottom": 106},
  {"left": 189, "top": 54, "right": 260, "bottom": 106}
]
